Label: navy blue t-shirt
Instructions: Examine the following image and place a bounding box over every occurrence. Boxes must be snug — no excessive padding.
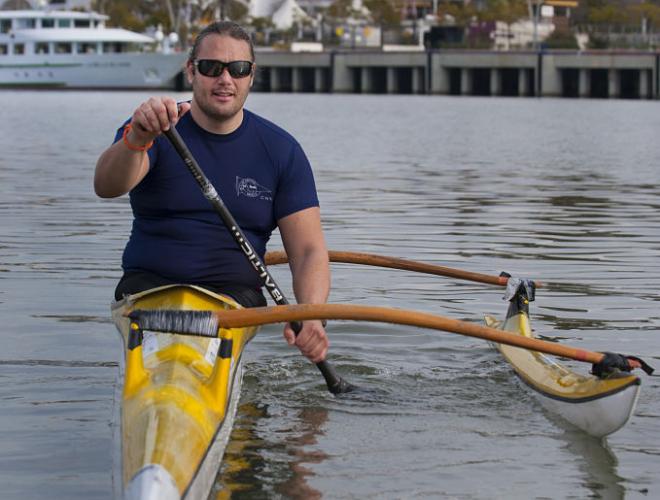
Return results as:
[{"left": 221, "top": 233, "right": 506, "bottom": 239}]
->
[{"left": 114, "top": 109, "right": 319, "bottom": 289}]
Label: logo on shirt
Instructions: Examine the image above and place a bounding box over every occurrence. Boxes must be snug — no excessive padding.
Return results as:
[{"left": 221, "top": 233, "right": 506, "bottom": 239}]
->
[{"left": 236, "top": 177, "right": 272, "bottom": 201}]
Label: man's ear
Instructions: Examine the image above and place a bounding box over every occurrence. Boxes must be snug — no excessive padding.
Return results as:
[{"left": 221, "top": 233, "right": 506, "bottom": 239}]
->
[
  {"left": 185, "top": 60, "right": 195, "bottom": 85},
  {"left": 249, "top": 64, "right": 256, "bottom": 88}
]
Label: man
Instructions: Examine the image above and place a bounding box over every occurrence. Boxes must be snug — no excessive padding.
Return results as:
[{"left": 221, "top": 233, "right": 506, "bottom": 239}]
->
[{"left": 94, "top": 21, "right": 330, "bottom": 364}]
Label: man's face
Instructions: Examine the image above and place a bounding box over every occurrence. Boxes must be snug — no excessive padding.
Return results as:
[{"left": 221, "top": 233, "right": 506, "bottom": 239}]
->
[{"left": 187, "top": 34, "right": 254, "bottom": 129}]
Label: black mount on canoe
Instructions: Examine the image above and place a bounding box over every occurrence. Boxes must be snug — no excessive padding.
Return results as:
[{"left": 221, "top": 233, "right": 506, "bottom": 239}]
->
[{"left": 501, "top": 273, "right": 536, "bottom": 320}]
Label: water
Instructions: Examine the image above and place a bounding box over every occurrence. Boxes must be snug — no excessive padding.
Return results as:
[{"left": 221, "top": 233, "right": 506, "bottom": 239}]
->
[{"left": 1, "top": 90, "right": 659, "bottom": 499}]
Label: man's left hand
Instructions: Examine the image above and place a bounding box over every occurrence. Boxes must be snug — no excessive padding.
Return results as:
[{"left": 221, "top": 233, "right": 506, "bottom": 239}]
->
[{"left": 283, "top": 320, "right": 328, "bottom": 363}]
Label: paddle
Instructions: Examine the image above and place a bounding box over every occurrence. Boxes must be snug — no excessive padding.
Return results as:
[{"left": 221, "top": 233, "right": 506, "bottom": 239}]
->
[
  {"left": 129, "top": 303, "right": 653, "bottom": 374},
  {"left": 163, "top": 126, "right": 354, "bottom": 395},
  {"left": 265, "top": 250, "right": 542, "bottom": 288}
]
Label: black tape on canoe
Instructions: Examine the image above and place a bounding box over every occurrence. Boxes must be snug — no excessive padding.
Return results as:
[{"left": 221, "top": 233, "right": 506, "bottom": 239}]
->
[
  {"left": 218, "top": 338, "right": 233, "bottom": 359},
  {"left": 129, "top": 310, "right": 219, "bottom": 338}
]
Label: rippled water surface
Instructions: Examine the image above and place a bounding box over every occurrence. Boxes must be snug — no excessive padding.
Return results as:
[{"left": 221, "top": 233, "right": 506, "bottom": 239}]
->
[{"left": 1, "top": 91, "right": 659, "bottom": 499}]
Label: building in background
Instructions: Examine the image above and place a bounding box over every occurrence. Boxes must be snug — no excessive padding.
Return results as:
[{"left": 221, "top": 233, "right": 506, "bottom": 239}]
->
[
  {"left": 249, "top": 0, "right": 311, "bottom": 30},
  {"left": 0, "top": 0, "right": 92, "bottom": 10}
]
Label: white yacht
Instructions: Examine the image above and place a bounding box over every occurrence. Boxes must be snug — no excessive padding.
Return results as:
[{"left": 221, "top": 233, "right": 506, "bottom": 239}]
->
[{"left": 0, "top": 9, "right": 187, "bottom": 89}]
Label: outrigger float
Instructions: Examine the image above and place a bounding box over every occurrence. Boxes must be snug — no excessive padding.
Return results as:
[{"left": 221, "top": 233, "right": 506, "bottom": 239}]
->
[{"left": 486, "top": 277, "right": 644, "bottom": 438}]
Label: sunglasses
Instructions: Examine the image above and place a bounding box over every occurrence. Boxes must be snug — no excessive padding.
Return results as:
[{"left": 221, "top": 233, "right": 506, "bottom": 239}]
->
[{"left": 194, "top": 59, "right": 254, "bottom": 78}]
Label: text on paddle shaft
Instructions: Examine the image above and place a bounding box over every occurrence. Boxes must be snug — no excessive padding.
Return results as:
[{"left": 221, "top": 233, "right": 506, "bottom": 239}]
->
[
  {"left": 233, "top": 226, "right": 284, "bottom": 303},
  {"left": 183, "top": 159, "right": 219, "bottom": 201}
]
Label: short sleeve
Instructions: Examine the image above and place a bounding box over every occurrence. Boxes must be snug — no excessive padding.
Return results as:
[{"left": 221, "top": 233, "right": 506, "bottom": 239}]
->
[{"left": 273, "top": 143, "right": 319, "bottom": 221}]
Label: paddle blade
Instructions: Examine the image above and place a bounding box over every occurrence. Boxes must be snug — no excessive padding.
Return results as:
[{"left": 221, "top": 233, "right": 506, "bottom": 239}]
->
[{"left": 317, "top": 360, "right": 357, "bottom": 394}]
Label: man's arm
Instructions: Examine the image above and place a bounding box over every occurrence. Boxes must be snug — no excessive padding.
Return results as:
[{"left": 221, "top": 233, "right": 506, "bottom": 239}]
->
[
  {"left": 278, "top": 206, "right": 330, "bottom": 363},
  {"left": 94, "top": 97, "right": 189, "bottom": 198},
  {"left": 94, "top": 134, "right": 151, "bottom": 198}
]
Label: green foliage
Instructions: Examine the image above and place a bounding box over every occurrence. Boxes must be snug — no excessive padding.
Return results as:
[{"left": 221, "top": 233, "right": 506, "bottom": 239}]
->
[
  {"left": 364, "top": 0, "right": 399, "bottom": 26},
  {"left": 437, "top": 0, "right": 527, "bottom": 27},
  {"left": 586, "top": 34, "right": 609, "bottom": 49},
  {"left": 92, "top": 0, "right": 163, "bottom": 31},
  {"left": 327, "top": 0, "right": 353, "bottom": 20},
  {"left": 625, "top": 3, "right": 660, "bottom": 30},
  {"left": 588, "top": 5, "right": 620, "bottom": 26},
  {"left": 102, "top": 1, "right": 148, "bottom": 31},
  {"left": 436, "top": 0, "right": 477, "bottom": 26},
  {"left": 250, "top": 17, "right": 276, "bottom": 31},
  {"left": 479, "top": 0, "right": 528, "bottom": 25},
  {"left": 544, "top": 30, "right": 579, "bottom": 49},
  {"left": 586, "top": 2, "right": 660, "bottom": 29},
  {"left": 87, "top": 0, "right": 660, "bottom": 50},
  {"left": 3, "top": 0, "right": 31, "bottom": 8},
  {"left": 226, "top": 0, "right": 249, "bottom": 22}
]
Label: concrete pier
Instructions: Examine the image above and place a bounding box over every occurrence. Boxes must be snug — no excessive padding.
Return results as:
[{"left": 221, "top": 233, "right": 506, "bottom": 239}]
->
[{"left": 219, "top": 49, "right": 660, "bottom": 99}]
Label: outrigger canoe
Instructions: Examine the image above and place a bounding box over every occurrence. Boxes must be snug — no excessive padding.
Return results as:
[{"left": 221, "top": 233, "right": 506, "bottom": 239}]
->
[
  {"left": 111, "top": 285, "right": 258, "bottom": 500},
  {"left": 486, "top": 278, "right": 642, "bottom": 438}
]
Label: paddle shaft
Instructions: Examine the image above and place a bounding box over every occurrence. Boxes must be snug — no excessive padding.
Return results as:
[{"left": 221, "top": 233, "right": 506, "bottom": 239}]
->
[
  {"left": 266, "top": 250, "right": 542, "bottom": 288},
  {"left": 163, "top": 127, "right": 351, "bottom": 394},
  {"left": 210, "top": 303, "right": 607, "bottom": 365}
]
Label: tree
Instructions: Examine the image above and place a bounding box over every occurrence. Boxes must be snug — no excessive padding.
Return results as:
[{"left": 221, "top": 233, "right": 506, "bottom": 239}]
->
[
  {"left": 92, "top": 0, "right": 166, "bottom": 31},
  {"left": 327, "top": 0, "right": 354, "bottom": 20},
  {"left": 436, "top": 0, "right": 477, "bottom": 27},
  {"left": 479, "top": 0, "right": 527, "bottom": 49},
  {"left": 225, "top": 0, "right": 249, "bottom": 22},
  {"left": 480, "top": 0, "right": 528, "bottom": 27},
  {"left": 2, "top": 0, "right": 32, "bottom": 9},
  {"left": 544, "top": 29, "right": 579, "bottom": 49},
  {"left": 628, "top": 3, "right": 660, "bottom": 32},
  {"left": 364, "top": 0, "right": 399, "bottom": 27},
  {"left": 588, "top": 4, "right": 621, "bottom": 29},
  {"left": 98, "top": 1, "right": 148, "bottom": 31}
]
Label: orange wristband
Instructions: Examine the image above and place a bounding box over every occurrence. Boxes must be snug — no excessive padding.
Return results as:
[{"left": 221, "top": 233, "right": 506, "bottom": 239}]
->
[{"left": 122, "top": 123, "right": 154, "bottom": 152}]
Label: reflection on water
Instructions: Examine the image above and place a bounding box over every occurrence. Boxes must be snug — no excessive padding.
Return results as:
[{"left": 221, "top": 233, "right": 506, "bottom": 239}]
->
[
  {"left": 214, "top": 401, "right": 328, "bottom": 499},
  {"left": 273, "top": 407, "right": 328, "bottom": 500},
  {"left": 560, "top": 426, "right": 625, "bottom": 500},
  {"left": 1, "top": 91, "right": 659, "bottom": 498},
  {"left": 213, "top": 402, "right": 268, "bottom": 499}
]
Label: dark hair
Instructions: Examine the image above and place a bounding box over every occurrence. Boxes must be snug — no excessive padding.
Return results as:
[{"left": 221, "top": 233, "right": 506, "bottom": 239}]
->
[{"left": 188, "top": 21, "right": 255, "bottom": 62}]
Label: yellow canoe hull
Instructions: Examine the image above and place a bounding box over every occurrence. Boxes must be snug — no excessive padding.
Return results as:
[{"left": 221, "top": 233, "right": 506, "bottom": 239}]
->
[
  {"left": 486, "top": 311, "right": 640, "bottom": 438},
  {"left": 112, "top": 285, "right": 259, "bottom": 499}
]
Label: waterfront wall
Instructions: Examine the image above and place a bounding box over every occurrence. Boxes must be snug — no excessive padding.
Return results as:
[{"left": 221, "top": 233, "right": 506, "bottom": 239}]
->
[{"left": 194, "top": 49, "right": 658, "bottom": 99}]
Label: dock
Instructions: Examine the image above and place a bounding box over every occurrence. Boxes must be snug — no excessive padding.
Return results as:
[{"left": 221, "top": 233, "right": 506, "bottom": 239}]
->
[{"left": 178, "top": 49, "right": 660, "bottom": 99}]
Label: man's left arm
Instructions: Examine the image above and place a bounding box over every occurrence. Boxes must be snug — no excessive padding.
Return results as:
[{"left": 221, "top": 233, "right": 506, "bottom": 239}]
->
[{"left": 278, "top": 206, "right": 330, "bottom": 363}]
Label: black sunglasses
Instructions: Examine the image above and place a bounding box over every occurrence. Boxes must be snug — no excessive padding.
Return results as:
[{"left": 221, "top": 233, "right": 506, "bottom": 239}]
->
[{"left": 194, "top": 59, "right": 253, "bottom": 78}]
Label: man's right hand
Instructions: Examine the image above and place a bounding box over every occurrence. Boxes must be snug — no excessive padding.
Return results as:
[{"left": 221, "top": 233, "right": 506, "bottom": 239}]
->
[
  {"left": 95, "top": 97, "right": 191, "bottom": 198},
  {"left": 128, "top": 96, "right": 191, "bottom": 146}
]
